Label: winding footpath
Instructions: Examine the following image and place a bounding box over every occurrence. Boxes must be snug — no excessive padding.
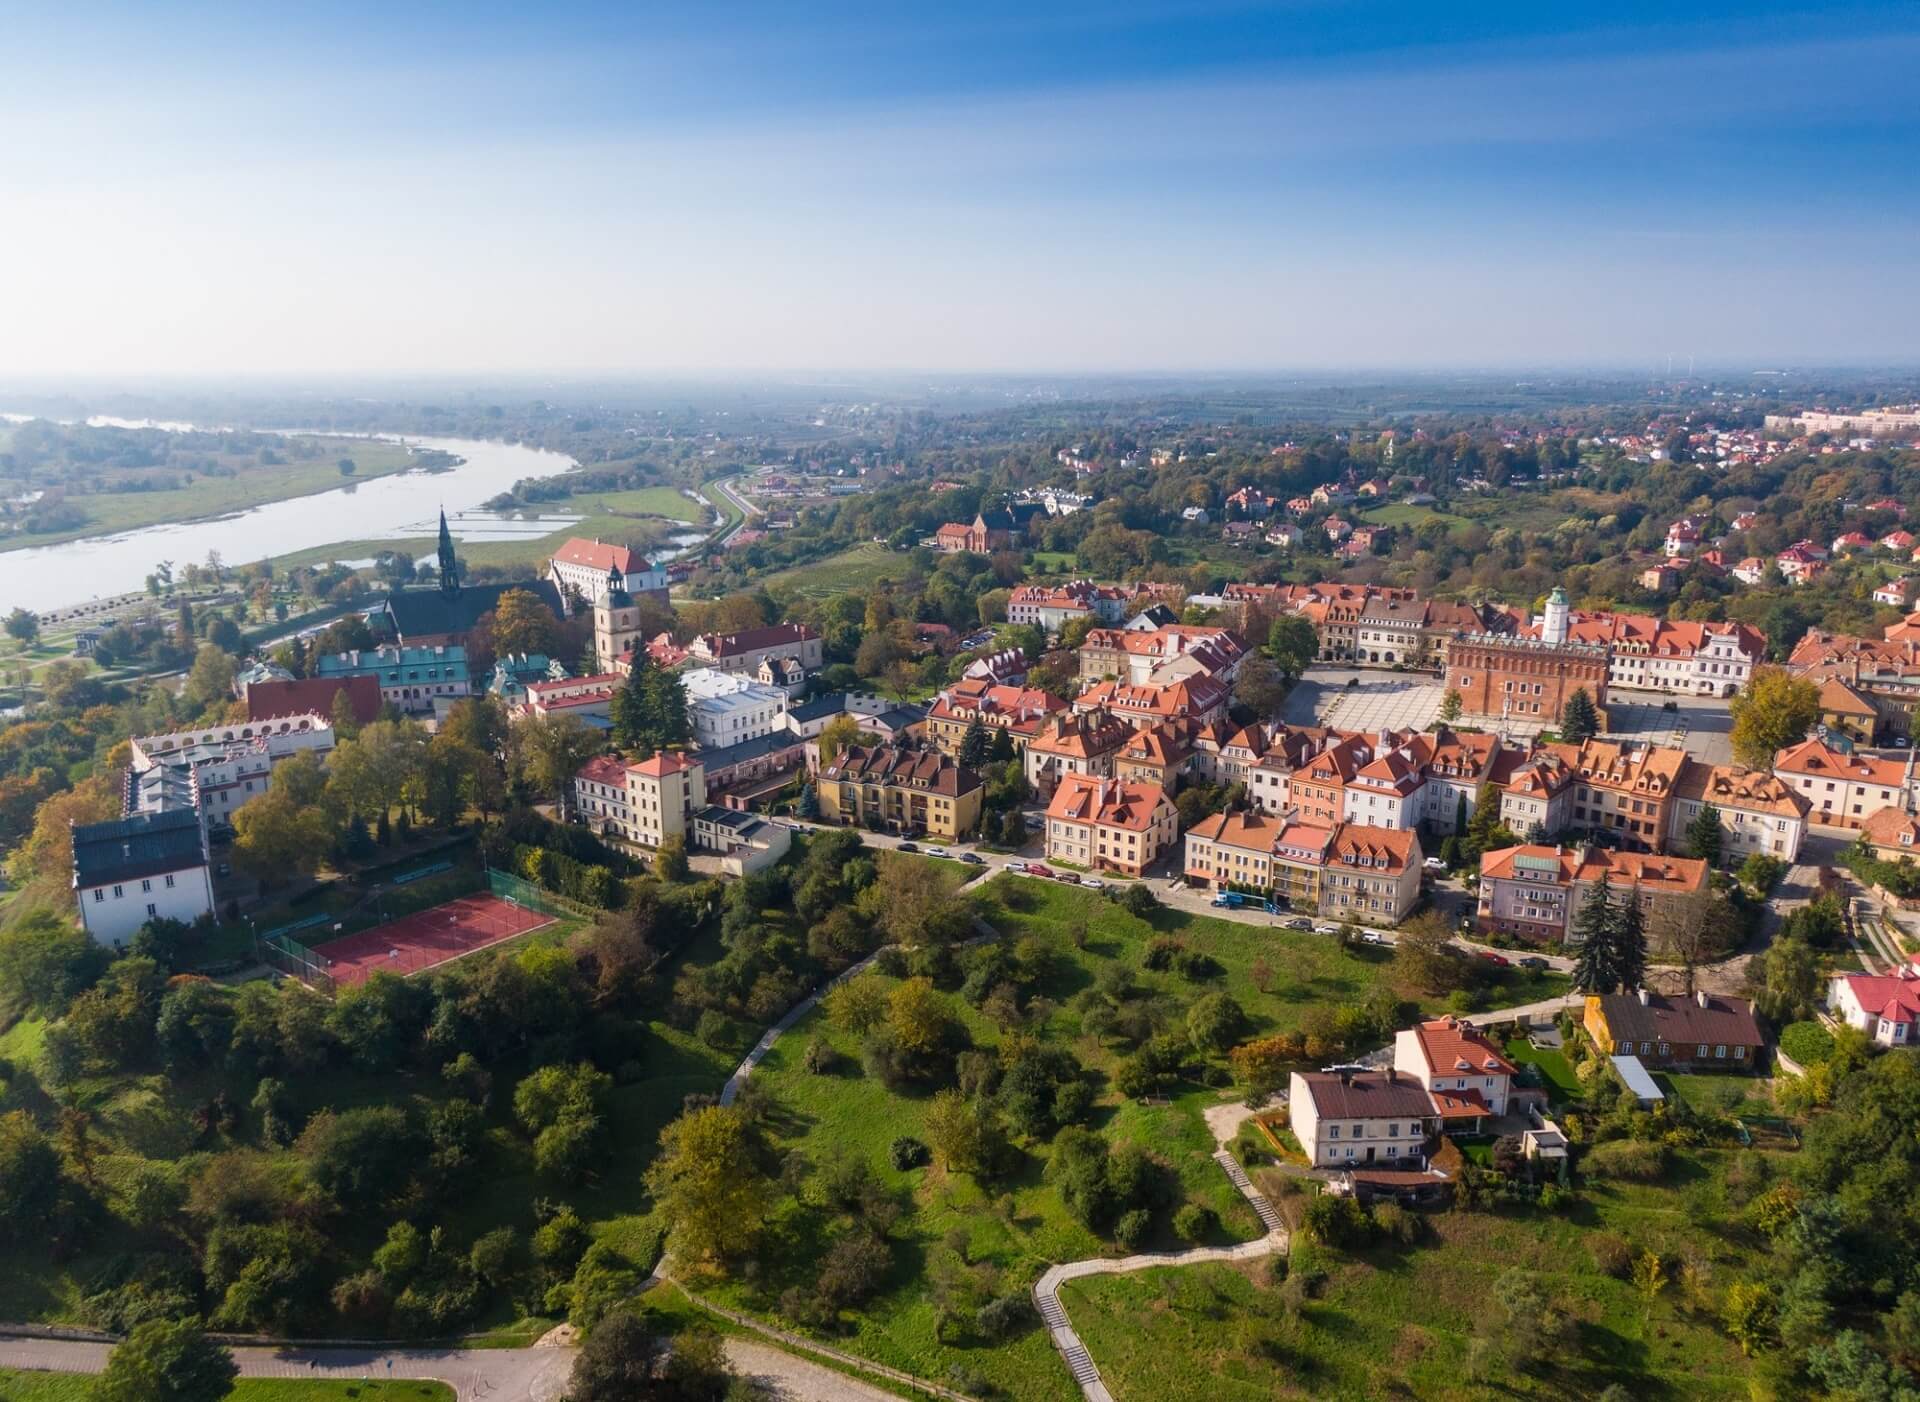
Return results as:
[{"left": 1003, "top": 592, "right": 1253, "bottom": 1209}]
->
[
  {"left": 0, "top": 1337, "right": 572, "bottom": 1402},
  {"left": 0, "top": 1332, "right": 907, "bottom": 1402},
  {"left": 1030, "top": 1116, "right": 1291, "bottom": 1402}
]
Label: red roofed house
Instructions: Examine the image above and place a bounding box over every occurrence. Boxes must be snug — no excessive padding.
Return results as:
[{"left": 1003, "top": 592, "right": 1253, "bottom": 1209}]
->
[
  {"left": 524, "top": 673, "right": 624, "bottom": 721},
  {"left": 1830, "top": 969, "right": 1920, "bottom": 1047},
  {"left": 245, "top": 675, "right": 383, "bottom": 727},
  {"left": 683, "top": 622, "right": 823, "bottom": 677},
  {"left": 1322, "top": 823, "right": 1423, "bottom": 926},
  {"left": 1044, "top": 775, "right": 1177, "bottom": 876},
  {"left": 1773, "top": 735, "right": 1912, "bottom": 829},
  {"left": 548, "top": 537, "right": 669, "bottom": 604},
  {"left": 1833, "top": 531, "right": 1875, "bottom": 554},
  {"left": 1860, "top": 805, "right": 1920, "bottom": 862},
  {"left": 1394, "top": 1016, "right": 1517, "bottom": 1131},
  {"left": 924, "top": 678, "right": 1066, "bottom": 756},
  {"left": 572, "top": 750, "right": 706, "bottom": 849}
]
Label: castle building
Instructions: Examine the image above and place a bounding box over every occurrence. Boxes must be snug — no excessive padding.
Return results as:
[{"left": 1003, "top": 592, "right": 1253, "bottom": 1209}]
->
[{"left": 1444, "top": 589, "right": 1609, "bottom": 730}]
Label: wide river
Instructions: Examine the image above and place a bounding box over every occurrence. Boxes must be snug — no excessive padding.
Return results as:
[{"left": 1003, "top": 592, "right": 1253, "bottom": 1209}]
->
[{"left": 0, "top": 428, "right": 585, "bottom": 614}]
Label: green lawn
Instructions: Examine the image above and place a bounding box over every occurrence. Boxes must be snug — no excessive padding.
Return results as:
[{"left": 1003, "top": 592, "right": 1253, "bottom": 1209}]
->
[
  {"left": 1356, "top": 501, "right": 1472, "bottom": 532},
  {"left": 571, "top": 485, "right": 706, "bottom": 522},
  {"left": 1658, "top": 1072, "right": 1774, "bottom": 1120},
  {"left": 759, "top": 543, "right": 923, "bottom": 598},
  {"left": 0, "top": 439, "right": 415, "bottom": 554},
  {"left": 1504, "top": 1035, "right": 1581, "bottom": 1102},
  {"left": 1064, "top": 1147, "right": 1778, "bottom": 1399},
  {"left": 0, "top": 1372, "right": 451, "bottom": 1402},
  {"left": 688, "top": 875, "right": 1566, "bottom": 1400}
]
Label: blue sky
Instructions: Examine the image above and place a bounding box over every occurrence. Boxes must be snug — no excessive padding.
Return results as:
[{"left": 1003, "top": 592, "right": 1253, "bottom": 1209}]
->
[{"left": 2, "top": 1, "right": 1915, "bottom": 374}]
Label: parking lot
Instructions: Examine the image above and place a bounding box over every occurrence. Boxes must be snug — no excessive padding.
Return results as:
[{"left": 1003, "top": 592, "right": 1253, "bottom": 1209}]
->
[
  {"left": 1282, "top": 665, "right": 1448, "bottom": 733},
  {"left": 1602, "top": 692, "right": 1733, "bottom": 766}
]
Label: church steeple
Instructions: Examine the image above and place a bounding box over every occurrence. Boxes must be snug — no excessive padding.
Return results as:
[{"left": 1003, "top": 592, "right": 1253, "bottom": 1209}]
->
[{"left": 437, "top": 508, "right": 460, "bottom": 596}]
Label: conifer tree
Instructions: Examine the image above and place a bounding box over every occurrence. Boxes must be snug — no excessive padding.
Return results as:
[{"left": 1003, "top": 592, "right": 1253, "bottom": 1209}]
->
[
  {"left": 611, "top": 672, "right": 649, "bottom": 750},
  {"left": 1570, "top": 872, "right": 1620, "bottom": 992},
  {"left": 1560, "top": 687, "right": 1599, "bottom": 743},
  {"left": 1685, "top": 802, "right": 1725, "bottom": 867},
  {"left": 1612, "top": 885, "right": 1648, "bottom": 992},
  {"left": 959, "top": 720, "right": 990, "bottom": 770},
  {"left": 641, "top": 665, "right": 691, "bottom": 748}
]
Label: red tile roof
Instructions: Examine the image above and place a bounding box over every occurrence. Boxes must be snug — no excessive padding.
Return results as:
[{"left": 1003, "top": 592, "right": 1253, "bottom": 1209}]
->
[
  {"left": 630, "top": 750, "right": 700, "bottom": 778},
  {"left": 553, "top": 537, "right": 649, "bottom": 574},
  {"left": 245, "top": 675, "right": 382, "bottom": 725},
  {"left": 1407, "top": 1016, "right": 1517, "bottom": 1078}
]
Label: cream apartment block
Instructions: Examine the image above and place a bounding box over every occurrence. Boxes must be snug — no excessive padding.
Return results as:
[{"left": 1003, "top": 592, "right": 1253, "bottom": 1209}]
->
[
  {"left": 1773, "top": 735, "right": 1911, "bottom": 830},
  {"left": 1668, "top": 763, "right": 1809, "bottom": 862},
  {"left": 1288, "top": 1069, "right": 1441, "bottom": 1170},
  {"left": 1044, "top": 775, "right": 1178, "bottom": 876},
  {"left": 571, "top": 751, "right": 707, "bottom": 848}
]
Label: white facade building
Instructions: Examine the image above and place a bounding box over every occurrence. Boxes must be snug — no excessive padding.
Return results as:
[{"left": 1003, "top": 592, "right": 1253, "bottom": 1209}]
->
[
  {"left": 72, "top": 810, "right": 215, "bottom": 946},
  {"left": 681, "top": 668, "right": 790, "bottom": 749}
]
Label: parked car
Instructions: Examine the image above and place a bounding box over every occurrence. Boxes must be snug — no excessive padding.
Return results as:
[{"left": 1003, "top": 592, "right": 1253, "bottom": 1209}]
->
[
  {"left": 924, "top": 846, "right": 951, "bottom": 859},
  {"left": 1026, "top": 863, "right": 1055, "bottom": 879},
  {"left": 958, "top": 852, "right": 985, "bottom": 865},
  {"left": 1422, "top": 856, "right": 1447, "bottom": 871},
  {"left": 1053, "top": 869, "right": 1080, "bottom": 882},
  {"left": 1023, "top": 814, "right": 1045, "bottom": 829},
  {"left": 1080, "top": 878, "right": 1106, "bottom": 891},
  {"left": 1516, "top": 955, "right": 1549, "bottom": 970},
  {"left": 1286, "top": 917, "right": 1315, "bottom": 930},
  {"left": 896, "top": 842, "right": 919, "bottom": 853},
  {"left": 1314, "top": 923, "right": 1342, "bottom": 936},
  {"left": 1360, "top": 931, "right": 1390, "bottom": 946},
  {"left": 1476, "top": 950, "right": 1511, "bottom": 967}
]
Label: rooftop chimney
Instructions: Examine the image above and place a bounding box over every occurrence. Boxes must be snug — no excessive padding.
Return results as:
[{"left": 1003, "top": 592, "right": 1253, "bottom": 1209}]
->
[
  {"left": 1695, "top": 989, "right": 1710, "bottom": 1008},
  {"left": 1637, "top": 988, "right": 1650, "bottom": 1006}
]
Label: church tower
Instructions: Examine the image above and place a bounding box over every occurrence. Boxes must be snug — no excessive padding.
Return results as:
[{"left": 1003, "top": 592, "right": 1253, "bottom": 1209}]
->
[
  {"left": 437, "top": 509, "right": 460, "bottom": 596},
  {"left": 593, "top": 567, "right": 639, "bottom": 672}
]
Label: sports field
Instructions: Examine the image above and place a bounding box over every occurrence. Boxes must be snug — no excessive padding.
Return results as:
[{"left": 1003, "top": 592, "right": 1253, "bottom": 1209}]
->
[{"left": 307, "top": 893, "right": 553, "bottom": 986}]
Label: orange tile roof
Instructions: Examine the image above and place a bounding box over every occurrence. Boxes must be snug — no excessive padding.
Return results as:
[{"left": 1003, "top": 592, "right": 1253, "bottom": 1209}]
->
[
  {"left": 1774, "top": 736, "right": 1909, "bottom": 787},
  {"left": 1479, "top": 844, "right": 1579, "bottom": 882},
  {"left": 553, "top": 537, "right": 649, "bottom": 574},
  {"left": 1326, "top": 823, "right": 1416, "bottom": 872},
  {"left": 1408, "top": 1016, "right": 1517, "bottom": 1078},
  {"left": 1673, "top": 763, "right": 1811, "bottom": 818},
  {"left": 1861, "top": 806, "right": 1920, "bottom": 851},
  {"left": 1574, "top": 848, "right": 1708, "bottom": 894},
  {"left": 629, "top": 750, "right": 700, "bottom": 778},
  {"left": 1045, "top": 775, "right": 1171, "bottom": 832}
]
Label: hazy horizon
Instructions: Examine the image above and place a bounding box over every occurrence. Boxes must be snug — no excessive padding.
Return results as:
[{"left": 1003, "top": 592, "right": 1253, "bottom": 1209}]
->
[{"left": 6, "top": 1, "right": 1917, "bottom": 376}]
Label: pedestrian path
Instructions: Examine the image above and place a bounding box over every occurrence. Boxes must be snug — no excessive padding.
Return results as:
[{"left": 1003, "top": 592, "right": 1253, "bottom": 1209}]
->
[
  {"left": 1212, "top": 1149, "right": 1284, "bottom": 1232},
  {"left": 1029, "top": 1131, "right": 1290, "bottom": 1402},
  {"left": 1031, "top": 1233, "right": 1286, "bottom": 1402}
]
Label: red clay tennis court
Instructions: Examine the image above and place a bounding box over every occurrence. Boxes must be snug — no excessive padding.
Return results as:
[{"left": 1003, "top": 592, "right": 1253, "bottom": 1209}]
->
[{"left": 309, "top": 893, "right": 555, "bottom": 987}]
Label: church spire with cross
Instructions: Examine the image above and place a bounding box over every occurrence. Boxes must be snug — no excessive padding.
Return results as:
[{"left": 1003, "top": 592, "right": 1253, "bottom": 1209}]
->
[{"left": 437, "top": 508, "right": 460, "bottom": 596}]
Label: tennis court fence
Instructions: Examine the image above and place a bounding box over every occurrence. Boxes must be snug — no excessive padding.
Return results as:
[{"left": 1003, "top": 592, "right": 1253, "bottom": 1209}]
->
[
  {"left": 486, "top": 867, "right": 597, "bottom": 922},
  {"left": 258, "top": 929, "right": 336, "bottom": 995}
]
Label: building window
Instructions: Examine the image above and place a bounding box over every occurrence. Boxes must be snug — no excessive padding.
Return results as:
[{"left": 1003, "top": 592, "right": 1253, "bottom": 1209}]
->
[
  {"left": 113, "top": 884, "right": 123, "bottom": 898},
  {"left": 93, "top": 889, "right": 103, "bottom": 903}
]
